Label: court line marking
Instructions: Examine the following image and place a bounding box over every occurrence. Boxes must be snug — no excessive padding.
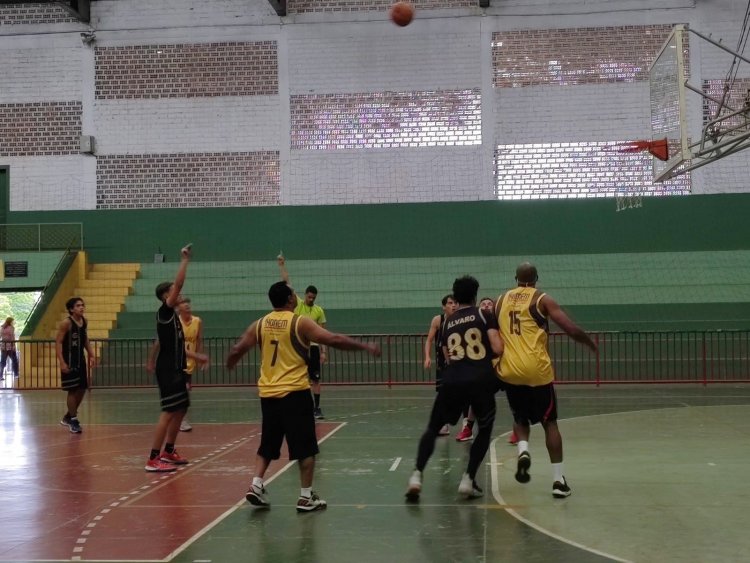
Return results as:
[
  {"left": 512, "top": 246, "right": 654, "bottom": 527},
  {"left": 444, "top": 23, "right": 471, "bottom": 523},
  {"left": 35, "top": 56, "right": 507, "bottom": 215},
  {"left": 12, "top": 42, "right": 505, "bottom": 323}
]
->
[
  {"left": 164, "top": 422, "right": 348, "bottom": 563},
  {"left": 68, "top": 432, "right": 255, "bottom": 562},
  {"left": 489, "top": 435, "right": 632, "bottom": 563},
  {"left": 389, "top": 457, "right": 401, "bottom": 471}
]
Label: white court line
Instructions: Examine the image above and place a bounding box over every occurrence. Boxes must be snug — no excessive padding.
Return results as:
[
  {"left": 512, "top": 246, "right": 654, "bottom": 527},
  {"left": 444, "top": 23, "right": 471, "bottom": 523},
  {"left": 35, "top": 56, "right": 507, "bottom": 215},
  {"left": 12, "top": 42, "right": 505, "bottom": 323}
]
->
[
  {"left": 489, "top": 436, "right": 631, "bottom": 563},
  {"left": 389, "top": 457, "right": 402, "bottom": 471},
  {"left": 164, "top": 422, "right": 349, "bottom": 563}
]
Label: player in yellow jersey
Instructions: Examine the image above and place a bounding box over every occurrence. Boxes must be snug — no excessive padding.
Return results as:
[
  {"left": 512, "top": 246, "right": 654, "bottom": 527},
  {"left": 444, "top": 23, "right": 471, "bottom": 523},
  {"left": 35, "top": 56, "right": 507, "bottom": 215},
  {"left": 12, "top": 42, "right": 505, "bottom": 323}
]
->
[
  {"left": 278, "top": 256, "right": 328, "bottom": 419},
  {"left": 495, "top": 262, "right": 596, "bottom": 498},
  {"left": 227, "top": 280, "right": 380, "bottom": 512},
  {"left": 178, "top": 297, "right": 203, "bottom": 431}
]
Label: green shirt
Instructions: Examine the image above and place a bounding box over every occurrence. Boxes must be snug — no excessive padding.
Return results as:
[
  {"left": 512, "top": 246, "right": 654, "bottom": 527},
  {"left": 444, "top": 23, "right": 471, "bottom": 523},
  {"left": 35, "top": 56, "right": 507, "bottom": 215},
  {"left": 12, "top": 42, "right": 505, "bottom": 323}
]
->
[
  {"left": 294, "top": 299, "right": 326, "bottom": 347},
  {"left": 294, "top": 299, "right": 326, "bottom": 326}
]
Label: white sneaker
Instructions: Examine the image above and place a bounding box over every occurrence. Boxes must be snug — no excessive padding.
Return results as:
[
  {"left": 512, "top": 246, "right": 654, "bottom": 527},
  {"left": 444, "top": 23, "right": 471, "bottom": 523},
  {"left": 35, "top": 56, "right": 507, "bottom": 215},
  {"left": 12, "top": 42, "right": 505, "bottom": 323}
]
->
[
  {"left": 180, "top": 419, "right": 192, "bottom": 432},
  {"left": 296, "top": 491, "right": 327, "bottom": 512},
  {"left": 405, "top": 470, "right": 422, "bottom": 501},
  {"left": 438, "top": 424, "right": 451, "bottom": 436},
  {"left": 246, "top": 482, "right": 270, "bottom": 506},
  {"left": 458, "top": 473, "right": 483, "bottom": 499}
]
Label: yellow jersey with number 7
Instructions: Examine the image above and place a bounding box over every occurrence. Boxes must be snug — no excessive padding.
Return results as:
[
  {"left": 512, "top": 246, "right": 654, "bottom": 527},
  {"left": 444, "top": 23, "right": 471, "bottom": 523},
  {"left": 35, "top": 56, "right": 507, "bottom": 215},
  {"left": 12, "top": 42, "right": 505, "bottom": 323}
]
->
[
  {"left": 496, "top": 287, "right": 554, "bottom": 386},
  {"left": 256, "top": 310, "right": 310, "bottom": 398}
]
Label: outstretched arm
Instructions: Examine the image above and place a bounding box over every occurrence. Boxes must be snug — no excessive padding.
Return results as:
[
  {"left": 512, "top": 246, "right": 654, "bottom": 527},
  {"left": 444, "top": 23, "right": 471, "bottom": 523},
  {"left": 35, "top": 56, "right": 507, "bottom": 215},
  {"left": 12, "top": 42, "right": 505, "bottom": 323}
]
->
[
  {"left": 541, "top": 295, "right": 597, "bottom": 352},
  {"left": 226, "top": 321, "right": 259, "bottom": 370},
  {"left": 298, "top": 317, "right": 381, "bottom": 356}
]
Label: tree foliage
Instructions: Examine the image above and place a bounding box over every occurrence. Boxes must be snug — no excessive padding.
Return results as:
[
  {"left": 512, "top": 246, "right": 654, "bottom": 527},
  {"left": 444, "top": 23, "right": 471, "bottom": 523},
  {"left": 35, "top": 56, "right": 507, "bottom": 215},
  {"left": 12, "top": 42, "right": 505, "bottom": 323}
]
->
[{"left": 0, "top": 291, "right": 41, "bottom": 336}]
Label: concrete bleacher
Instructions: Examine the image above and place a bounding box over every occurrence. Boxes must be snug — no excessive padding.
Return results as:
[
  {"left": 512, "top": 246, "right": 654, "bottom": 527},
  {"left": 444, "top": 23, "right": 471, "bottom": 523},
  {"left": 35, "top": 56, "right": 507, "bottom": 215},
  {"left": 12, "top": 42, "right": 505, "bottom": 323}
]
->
[{"left": 107, "top": 250, "right": 750, "bottom": 339}]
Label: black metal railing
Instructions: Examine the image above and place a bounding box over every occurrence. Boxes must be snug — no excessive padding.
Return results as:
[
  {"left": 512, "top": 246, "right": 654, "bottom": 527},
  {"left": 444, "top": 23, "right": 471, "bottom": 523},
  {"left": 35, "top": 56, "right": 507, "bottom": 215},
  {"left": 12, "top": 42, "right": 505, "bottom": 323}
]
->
[{"left": 7, "top": 331, "right": 750, "bottom": 390}]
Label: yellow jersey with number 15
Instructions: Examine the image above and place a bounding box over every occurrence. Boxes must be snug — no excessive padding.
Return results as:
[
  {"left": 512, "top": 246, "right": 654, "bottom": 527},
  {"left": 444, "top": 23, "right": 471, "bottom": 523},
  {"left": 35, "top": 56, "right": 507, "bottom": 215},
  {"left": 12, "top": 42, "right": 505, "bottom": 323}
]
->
[
  {"left": 496, "top": 287, "right": 554, "bottom": 387},
  {"left": 256, "top": 310, "right": 310, "bottom": 398}
]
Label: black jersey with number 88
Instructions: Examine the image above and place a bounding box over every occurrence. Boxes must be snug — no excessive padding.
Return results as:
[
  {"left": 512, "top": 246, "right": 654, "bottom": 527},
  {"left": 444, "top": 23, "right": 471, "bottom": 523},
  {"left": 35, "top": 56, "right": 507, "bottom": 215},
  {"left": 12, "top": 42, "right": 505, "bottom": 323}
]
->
[{"left": 440, "top": 306, "right": 498, "bottom": 375}]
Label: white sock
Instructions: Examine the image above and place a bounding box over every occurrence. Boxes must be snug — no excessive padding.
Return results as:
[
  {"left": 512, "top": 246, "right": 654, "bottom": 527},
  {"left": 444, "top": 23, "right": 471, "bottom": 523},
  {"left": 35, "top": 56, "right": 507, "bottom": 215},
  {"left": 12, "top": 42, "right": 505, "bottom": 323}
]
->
[
  {"left": 462, "top": 418, "right": 469, "bottom": 428},
  {"left": 252, "top": 476, "right": 264, "bottom": 488},
  {"left": 300, "top": 487, "right": 312, "bottom": 498},
  {"left": 552, "top": 462, "right": 564, "bottom": 483},
  {"left": 517, "top": 440, "right": 529, "bottom": 455}
]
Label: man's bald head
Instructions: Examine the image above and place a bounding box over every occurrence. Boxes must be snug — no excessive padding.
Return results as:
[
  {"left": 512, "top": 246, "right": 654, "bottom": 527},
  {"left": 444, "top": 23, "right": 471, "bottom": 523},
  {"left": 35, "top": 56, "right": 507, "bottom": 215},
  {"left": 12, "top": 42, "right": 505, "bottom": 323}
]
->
[{"left": 515, "top": 262, "right": 538, "bottom": 286}]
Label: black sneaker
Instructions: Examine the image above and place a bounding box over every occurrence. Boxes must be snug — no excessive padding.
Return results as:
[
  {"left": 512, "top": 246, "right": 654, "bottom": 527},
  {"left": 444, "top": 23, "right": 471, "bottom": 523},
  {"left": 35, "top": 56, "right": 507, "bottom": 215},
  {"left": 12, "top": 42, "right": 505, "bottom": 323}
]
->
[
  {"left": 246, "top": 483, "right": 270, "bottom": 507},
  {"left": 515, "top": 451, "right": 531, "bottom": 483},
  {"left": 69, "top": 417, "right": 82, "bottom": 434},
  {"left": 60, "top": 414, "right": 72, "bottom": 428},
  {"left": 553, "top": 477, "right": 571, "bottom": 498},
  {"left": 313, "top": 408, "right": 325, "bottom": 420},
  {"left": 296, "top": 491, "right": 327, "bottom": 513}
]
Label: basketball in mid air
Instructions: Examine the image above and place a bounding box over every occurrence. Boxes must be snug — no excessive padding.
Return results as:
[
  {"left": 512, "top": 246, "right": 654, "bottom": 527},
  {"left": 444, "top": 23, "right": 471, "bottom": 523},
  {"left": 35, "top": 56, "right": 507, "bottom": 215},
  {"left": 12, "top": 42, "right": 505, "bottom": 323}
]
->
[{"left": 390, "top": 2, "right": 415, "bottom": 27}]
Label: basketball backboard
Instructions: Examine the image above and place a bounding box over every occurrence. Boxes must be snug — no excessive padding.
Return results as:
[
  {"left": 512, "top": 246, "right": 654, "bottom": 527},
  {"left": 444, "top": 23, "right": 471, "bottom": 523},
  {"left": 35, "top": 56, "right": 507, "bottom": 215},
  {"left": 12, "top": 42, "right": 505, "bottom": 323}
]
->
[
  {"left": 650, "top": 25, "right": 750, "bottom": 182},
  {"left": 649, "top": 25, "right": 690, "bottom": 182}
]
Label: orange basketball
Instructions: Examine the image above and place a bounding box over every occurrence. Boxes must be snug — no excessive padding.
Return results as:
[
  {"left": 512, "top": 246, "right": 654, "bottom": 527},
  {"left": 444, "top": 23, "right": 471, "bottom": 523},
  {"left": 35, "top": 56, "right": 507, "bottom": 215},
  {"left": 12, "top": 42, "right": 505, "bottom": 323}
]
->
[{"left": 390, "top": 2, "right": 414, "bottom": 27}]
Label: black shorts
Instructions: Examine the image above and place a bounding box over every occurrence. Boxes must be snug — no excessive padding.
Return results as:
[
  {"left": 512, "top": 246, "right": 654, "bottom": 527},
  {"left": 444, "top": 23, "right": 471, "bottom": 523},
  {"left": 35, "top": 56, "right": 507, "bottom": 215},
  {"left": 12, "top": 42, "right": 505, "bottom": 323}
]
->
[
  {"left": 258, "top": 389, "right": 319, "bottom": 461},
  {"left": 428, "top": 372, "right": 500, "bottom": 431},
  {"left": 61, "top": 366, "right": 88, "bottom": 391},
  {"left": 505, "top": 382, "right": 558, "bottom": 425},
  {"left": 156, "top": 369, "right": 190, "bottom": 412},
  {"left": 307, "top": 346, "right": 321, "bottom": 382}
]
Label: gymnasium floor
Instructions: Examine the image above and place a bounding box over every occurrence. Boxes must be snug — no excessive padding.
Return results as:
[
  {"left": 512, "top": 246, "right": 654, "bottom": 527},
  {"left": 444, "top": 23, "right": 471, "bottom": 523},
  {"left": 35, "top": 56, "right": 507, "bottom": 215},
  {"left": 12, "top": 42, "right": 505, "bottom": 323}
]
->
[{"left": 0, "top": 384, "right": 748, "bottom": 562}]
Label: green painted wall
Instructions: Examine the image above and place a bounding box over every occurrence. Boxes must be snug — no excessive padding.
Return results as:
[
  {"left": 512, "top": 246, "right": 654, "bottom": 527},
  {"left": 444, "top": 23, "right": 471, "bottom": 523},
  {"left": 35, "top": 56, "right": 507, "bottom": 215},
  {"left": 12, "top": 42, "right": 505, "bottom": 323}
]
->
[
  {"left": 9, "top": 194, "right": 750, "bottom": 334},
  {"left": 0, "top": 251, "right": 65, "bottom": 290},
  {"left": 8, "top": 194, "right": 750, "bottom": 263}
]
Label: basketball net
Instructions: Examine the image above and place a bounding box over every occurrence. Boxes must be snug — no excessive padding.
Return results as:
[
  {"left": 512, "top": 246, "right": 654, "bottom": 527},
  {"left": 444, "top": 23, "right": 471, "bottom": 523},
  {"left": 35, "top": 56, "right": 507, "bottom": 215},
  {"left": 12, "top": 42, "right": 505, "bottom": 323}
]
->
[{"left": 606, "top": 138, "right": 668, "bottom": 212}]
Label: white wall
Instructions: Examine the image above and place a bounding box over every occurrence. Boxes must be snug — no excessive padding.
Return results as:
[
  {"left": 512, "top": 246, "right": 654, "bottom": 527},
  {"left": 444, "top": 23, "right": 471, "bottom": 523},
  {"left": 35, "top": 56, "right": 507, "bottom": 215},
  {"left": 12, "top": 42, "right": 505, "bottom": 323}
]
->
[{"left": 1, "top": 0, "right": 749, "bottom": 211}]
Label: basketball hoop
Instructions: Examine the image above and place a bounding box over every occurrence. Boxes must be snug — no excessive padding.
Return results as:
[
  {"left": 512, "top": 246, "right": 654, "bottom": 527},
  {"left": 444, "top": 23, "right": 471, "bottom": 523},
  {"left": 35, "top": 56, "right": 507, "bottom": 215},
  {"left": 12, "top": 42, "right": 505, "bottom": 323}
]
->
[{"left": 608, "top": 138, "right": 669, "bottom": 161}]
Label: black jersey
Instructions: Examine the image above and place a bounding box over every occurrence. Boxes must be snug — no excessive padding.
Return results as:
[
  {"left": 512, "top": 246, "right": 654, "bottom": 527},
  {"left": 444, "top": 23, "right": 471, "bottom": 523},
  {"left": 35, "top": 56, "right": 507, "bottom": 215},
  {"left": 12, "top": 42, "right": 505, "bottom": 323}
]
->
[
  {"left": 440, "top": 305, "right": 498, "bottom": 377},
  {"left": 156, "top": 303, "right": 186, "bottom": 374},
  {"left": 61, "top": 316, "right": 88, "bottom": 371}
]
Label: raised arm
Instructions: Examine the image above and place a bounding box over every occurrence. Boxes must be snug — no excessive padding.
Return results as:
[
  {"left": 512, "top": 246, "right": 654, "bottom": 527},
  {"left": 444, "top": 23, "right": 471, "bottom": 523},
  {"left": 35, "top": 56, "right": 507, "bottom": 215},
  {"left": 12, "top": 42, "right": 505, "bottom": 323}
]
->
[
  {"left": 226, "top": 320, "right": 259, "bottom": 370},
  {"left": 165, "top": 244, "right": 192, "bottom": 309},
  {"left": 277, "top": 255, "right": 290, "bottom": 284},
  {"left": 298, "top": 317, "right": 381, "bottom": 356},
  {"left": 423, "top": 315, "right": 440, "bottom": 369},
  {"left": 540, "top": 295, "right": 597, "bottom": 352}
]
